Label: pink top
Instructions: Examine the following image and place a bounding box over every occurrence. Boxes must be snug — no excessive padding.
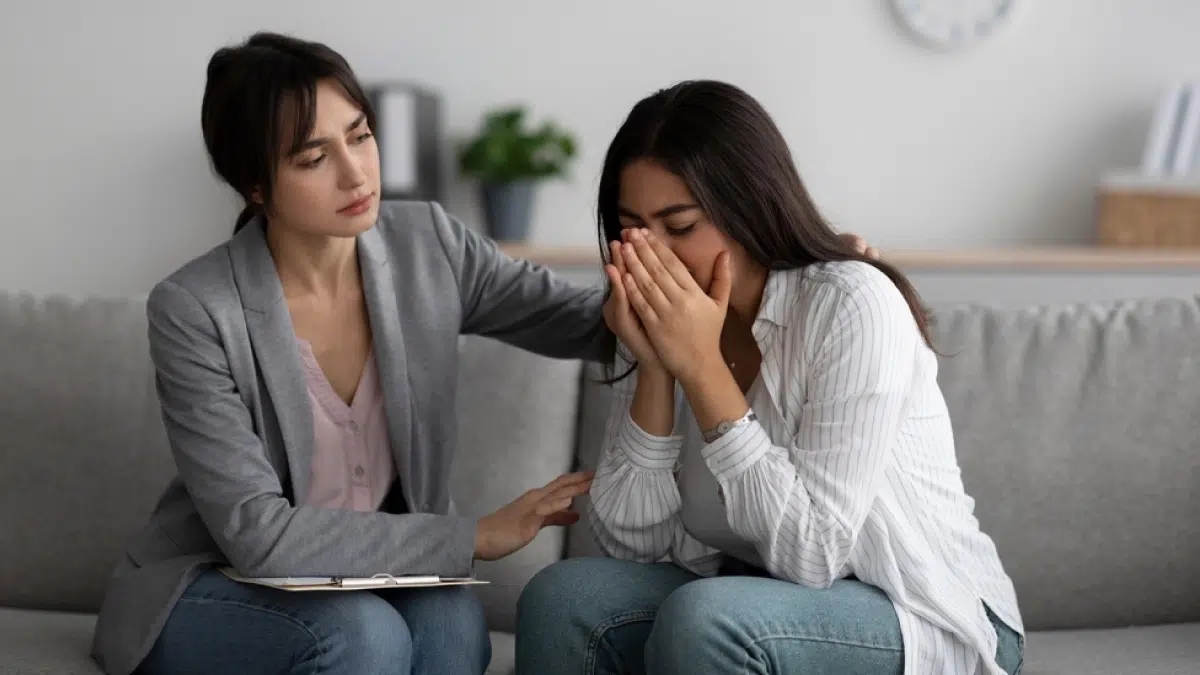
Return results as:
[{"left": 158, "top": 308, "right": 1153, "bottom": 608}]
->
[{"left": 297, "top": 339, "right": 396, "bottom": 512}]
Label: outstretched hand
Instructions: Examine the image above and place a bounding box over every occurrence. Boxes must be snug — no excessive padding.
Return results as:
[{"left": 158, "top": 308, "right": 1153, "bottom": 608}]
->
[{"left": 474, "top": 471, "right": 593, "bottom": 562}]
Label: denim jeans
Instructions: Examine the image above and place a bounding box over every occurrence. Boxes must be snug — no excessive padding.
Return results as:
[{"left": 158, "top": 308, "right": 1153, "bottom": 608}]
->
[
  {"left": 515, "top": 557, "right": 1023, "bottom": 675},
  {"left": 134, "top": 567, "right": 491, "bottom": 675}
]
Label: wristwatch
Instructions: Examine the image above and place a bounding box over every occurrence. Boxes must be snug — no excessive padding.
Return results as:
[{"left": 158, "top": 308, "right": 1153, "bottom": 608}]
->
[{"left": 702, "top": 410, "right": 757, "bottom": 444}]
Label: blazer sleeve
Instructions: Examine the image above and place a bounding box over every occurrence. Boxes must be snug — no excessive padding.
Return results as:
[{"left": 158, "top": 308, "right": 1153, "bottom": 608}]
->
[
  {"left": 427, "top": 202, "right": 607, "bottom": 361},
  {"left": 147, "top": 279, "right": 478, "bottom": 578}
]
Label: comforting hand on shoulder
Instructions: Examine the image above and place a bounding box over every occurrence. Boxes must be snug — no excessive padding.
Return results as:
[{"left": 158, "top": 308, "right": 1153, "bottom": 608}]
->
[{"left": 617, "top": 229, "right": 730, "bottom": 384}]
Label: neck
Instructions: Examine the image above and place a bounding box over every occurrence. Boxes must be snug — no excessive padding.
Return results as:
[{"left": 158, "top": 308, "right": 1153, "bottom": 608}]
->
[{"left": 266, "top": 223, "right": 360, "bottom": 298}]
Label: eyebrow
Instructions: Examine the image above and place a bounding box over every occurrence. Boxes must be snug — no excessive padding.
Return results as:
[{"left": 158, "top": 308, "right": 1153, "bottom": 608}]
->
[
  {"left": 617, "top": 203, "right": 701, "bottom": 220},
  {"left": 288, "top": 112, "right": 367, "bottom": 156}
]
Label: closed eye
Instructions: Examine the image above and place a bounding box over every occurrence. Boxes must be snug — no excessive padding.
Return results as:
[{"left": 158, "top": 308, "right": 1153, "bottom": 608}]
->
[{"left": 665, "top": 223, "right": 696, "bottom": 236}]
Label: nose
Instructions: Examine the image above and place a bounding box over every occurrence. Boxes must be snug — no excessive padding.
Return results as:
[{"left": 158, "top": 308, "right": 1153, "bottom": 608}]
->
[{"left": 337, "top": 149, "right": 367, "bottom": 191}]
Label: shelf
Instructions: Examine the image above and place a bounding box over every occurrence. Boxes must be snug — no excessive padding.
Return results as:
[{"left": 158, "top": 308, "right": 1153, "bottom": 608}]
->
[{"left": 496, "top": 244, "right": 1200, "bottom": 272}]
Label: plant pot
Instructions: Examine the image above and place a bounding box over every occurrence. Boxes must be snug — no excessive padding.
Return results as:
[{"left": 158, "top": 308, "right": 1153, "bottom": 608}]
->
[{"left": 481, "top": 181, "right": 537, "bottom": 242}]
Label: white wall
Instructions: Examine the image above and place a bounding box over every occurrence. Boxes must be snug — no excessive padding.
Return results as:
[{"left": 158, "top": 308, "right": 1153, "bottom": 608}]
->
[{"left": 3, "top": 1, "right": 1199, "bottom": 295}]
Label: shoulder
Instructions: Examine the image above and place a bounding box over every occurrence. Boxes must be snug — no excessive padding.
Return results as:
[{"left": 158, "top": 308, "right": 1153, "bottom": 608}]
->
[
  {"left": 374, "top": 199, "right": 444, "bottom": 235},
  {"left": 372, "top": 199, "right": 472, "bottom": 256},
  {"left": 775, "top": 260, "right": 911, "bottom": 318},
  {"left": 776, "top": 260, "right": 922, "bottom": 349},
  {"left": 147, "top": 241, "right": 237, "bottom": 325}
]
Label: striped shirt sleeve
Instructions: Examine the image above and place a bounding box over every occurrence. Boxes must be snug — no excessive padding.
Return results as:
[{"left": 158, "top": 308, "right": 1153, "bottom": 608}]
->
[
  {"left": 587, "top": 345, "right": 720, "bottom": 566},
  {"left": 702, "top": 275, "right": 919, "bottom": 588}
]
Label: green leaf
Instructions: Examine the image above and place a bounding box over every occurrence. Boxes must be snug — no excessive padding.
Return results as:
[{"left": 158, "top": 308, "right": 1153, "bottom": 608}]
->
[{"left": 457, "top": 105, "right": 579, "bottom": 183}]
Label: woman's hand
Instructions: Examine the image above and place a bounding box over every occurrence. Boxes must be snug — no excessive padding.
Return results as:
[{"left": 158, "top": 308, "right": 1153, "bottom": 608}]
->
[
  {"left": 840, "top": 232, "right": 880, "bottom": 260},
  {"left": 603, "top": 237, "right": 664, "bottom": 371},
  {"left": 474, "top": 471, "right": 593, "bottom": 561},
  {"left": 619, "top": 229, "right": 731, "bottom": 384}
]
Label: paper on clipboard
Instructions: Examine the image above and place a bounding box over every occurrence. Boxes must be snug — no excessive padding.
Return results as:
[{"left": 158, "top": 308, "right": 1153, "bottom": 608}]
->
[{"left": 219, "top": 567, "right": 489, "bottom": 592}]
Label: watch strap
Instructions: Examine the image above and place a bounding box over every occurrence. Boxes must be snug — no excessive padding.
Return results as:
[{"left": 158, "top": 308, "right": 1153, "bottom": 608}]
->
[{"left": 701, "top": 410, "right": 757, "bottom": 444}]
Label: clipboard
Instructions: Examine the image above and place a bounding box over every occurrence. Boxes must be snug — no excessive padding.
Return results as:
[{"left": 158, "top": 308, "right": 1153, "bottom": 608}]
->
[{"left": 219, "top": 567, "right": 489, "bottom": 592}]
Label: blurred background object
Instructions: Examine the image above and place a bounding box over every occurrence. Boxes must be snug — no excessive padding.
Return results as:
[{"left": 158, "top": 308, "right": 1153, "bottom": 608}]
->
[{"left": 458, "top": 106, "right": 577, "bottom": 242}]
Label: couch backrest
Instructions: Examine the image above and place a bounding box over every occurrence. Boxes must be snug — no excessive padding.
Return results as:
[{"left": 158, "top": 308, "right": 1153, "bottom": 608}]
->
[
  {"left": 449, "top": 335, "right": 583, "bottom": 632},
  {"left": 5, "top": 289, "right": 1197, "bottom": 635},
  {"left": 0, "top": 291, "right": 586, "bottom": 634},
  {"left": 0, "top": 291, "right": 176, "bottom": 612},
  {"left": 931, "top": 296, "right": 1200, "bottom": 631},
  {"left": 571, "top": 296, "right": 1200, "bottom": 632}
]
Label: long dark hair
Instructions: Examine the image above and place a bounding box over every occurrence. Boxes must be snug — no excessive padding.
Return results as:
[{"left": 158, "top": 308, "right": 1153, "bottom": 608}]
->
[
  {"left": 200, "top": 32, "right": 376, "bottom": 234},
  {"left": 596, "top": 80, "right": 934, "bottom": 379}
]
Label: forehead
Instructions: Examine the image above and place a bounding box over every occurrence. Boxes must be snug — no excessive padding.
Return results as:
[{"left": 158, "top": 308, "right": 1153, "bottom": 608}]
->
[
  {"left": 618, "top": 159, "right": 695, "bottom": 211},
  {"left": 277, "top": 79, "right": 364, "bottom": 149},
  {"left": 308, "top": 80, "right": 363, "bottom": 128}
]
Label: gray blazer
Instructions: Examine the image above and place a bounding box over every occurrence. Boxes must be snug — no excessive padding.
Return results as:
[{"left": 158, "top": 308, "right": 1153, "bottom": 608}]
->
[{"left": 90, "top": 200, "right": 606, "bottom": 675}]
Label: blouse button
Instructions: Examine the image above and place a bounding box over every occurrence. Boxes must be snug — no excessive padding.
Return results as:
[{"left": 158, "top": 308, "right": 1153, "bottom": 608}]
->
[{"left": 354, "top": 465, "right": 365, "bottom": 478}]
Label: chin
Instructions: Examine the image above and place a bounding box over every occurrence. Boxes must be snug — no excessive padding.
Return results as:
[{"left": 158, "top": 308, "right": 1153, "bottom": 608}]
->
[{"left": 331, "top": 205, "right": 380, "bottom": 237}]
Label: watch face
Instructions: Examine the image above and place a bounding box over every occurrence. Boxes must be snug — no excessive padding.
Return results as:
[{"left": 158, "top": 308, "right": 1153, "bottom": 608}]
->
[{"left": 892, "top": 0, "right": 1018, "bottom": 50}]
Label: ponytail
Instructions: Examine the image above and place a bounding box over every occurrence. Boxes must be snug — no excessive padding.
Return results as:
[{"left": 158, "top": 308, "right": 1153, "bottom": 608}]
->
[{"left": 233, "top": 205, "right": 259, "bottom": 234}]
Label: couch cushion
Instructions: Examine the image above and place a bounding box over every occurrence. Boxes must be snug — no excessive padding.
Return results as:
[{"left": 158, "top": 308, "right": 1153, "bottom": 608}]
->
[
  {"left": 0, "top": 608, "right": 103, "bottom": 675},
  {"left": 486, "top": 631, "right": 515, "bottom": 675},
  {"left": 1023, "top": 622, "right": 1200, "bottom": 675},
  {"left": 451, "top": 335, "right": 583, "bottom": 633},
  {"left": 0, "top": 292, "right": 176, "bottom": 613},
  {"left": 0, "top": 607, "right": 519, "bottom": 675},
  {"left": 565, "top": 361, "right": 616, "bottom": 560},
  {"left": 566, "top": 297, "right": 1200, "bottom": 633},
  {"left": 932, "top": 297, "right": 1200, "bottom": 631}
]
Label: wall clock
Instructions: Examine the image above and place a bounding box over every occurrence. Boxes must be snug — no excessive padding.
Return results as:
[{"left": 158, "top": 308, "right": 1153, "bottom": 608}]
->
[{"left": 891, "top": 0, "right": 1020, "bottom": 51}]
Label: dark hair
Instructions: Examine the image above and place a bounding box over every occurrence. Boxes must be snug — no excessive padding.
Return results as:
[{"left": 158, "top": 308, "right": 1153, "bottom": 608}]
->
[
  {"left": 200, "top": 32, "right": 376, "bottom": 234},
  {"left": 596, "top": 80, "right": 935, "bottom": 380}
]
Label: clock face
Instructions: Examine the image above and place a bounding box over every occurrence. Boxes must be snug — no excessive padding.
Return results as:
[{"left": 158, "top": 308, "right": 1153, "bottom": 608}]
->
[{"left": 892, "top": 0, "right": 1019, "bottom": 51}]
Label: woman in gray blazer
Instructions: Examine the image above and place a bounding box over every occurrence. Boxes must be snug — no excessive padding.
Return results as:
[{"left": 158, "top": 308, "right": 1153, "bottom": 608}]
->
[{"left": 89, "top": 32, "right": 603, "bottom": 675}]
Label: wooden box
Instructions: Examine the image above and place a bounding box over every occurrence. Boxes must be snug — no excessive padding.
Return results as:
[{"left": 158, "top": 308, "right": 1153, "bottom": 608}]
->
[{"left": 1098, "top": 173, "right": 1200, "bottom": 247}]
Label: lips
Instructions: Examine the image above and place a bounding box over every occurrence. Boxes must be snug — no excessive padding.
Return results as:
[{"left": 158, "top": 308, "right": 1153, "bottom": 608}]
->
[{"left": 338, "top": 193, "right": 374, "bottom": 215}]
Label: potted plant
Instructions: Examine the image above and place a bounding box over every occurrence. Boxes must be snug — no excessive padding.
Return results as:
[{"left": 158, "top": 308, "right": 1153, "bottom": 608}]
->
[{"left": 458, "top": 106, "right": 578, "bottom": 242}]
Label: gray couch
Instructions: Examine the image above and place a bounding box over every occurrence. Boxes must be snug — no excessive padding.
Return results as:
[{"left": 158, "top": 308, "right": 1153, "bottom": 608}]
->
[{"left": 2, "top": 287, "right": 1198, "bottom": 675}]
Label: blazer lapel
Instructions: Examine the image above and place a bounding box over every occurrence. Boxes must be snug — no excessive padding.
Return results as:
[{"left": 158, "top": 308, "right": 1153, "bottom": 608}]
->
[
  {"left": 229, "top": 219, "right": 315, "bottom": 505},
  {"left": 357, "top": 226, "right": 416, "bottom": 511}
]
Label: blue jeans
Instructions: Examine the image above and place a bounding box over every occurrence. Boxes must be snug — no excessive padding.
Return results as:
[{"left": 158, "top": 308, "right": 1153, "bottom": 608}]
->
[
  {"left": 515, "top": 557, "right": 1023, "bottom": 675},
  {"left": 135, "top": 567, "right": 491, "bottom": 675}
]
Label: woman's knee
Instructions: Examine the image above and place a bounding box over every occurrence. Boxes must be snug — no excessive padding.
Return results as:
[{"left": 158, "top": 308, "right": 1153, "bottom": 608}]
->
[
  {"left": 139, "top": 572, "right": 412, "bottom": 675},
  {"left": 519, "top": 558, "right": 588, "bottom": 621},
  {"left": 307, "top": 593, "right": 412, "bottom": 673},
  {"left": 654, "top": 578, "right": 728, "bottom": 633},
  {"left": 396, "top": 586, "right": 490, "bottom": 667},
  {"left": 441, "top": 587, "right": 490, "bottom": 647},
  {"left": 517, "top": 557, "right": 639, "bottom": 627},
  {"left": 645, "top": 579, "right": 731, "bottom": 667}
]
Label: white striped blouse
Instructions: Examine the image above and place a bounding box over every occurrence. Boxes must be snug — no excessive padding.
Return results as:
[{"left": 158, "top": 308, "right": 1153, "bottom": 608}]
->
[{"left": 587, "top": 260, "right": 1024, "bottom": 675}]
